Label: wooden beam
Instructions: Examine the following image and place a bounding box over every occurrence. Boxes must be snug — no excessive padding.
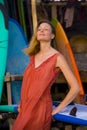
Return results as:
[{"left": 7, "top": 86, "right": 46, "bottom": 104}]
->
[
  {"left": 31, "top": 0, "right": 37, "bottom": 32},
  {"left": 37, "top": 1, "right": 87, "bottom": 6},
  {"left": 4, "top": 70, "right": 87, "bottom": 83}
]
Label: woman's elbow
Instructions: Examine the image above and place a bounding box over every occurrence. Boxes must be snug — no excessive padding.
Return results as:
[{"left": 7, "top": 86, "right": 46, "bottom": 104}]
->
[{"left": 76, "top": 85, "right": 80, "bottom": 94}]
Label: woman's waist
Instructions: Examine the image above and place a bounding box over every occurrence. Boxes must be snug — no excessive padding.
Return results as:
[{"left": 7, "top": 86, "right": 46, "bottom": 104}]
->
[{"left": 40, "top": 91, "right": 52, "bottom": 102}]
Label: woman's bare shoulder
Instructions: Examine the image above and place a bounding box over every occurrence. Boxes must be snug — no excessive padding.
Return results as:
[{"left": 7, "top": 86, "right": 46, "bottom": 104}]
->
[
  {"left": 56, "top": 52, "right": 70, "bottom": 70},
  {"left": 51, "top": 47, "right": 60, "bottom": 54}
]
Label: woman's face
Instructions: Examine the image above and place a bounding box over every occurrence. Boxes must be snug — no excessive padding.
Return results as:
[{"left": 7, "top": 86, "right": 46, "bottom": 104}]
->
[{"left": 36, "top": 23, "right": 54, "bottom": 42}]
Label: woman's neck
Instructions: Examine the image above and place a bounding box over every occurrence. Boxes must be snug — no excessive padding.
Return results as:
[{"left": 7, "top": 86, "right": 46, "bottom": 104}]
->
[{"left": 40, "top": 42, "right": 51, "bottom": 53}]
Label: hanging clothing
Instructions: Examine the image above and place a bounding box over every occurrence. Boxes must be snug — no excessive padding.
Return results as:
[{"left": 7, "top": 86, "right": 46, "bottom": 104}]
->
[
  {"left": 64, "top": 7, "right": 74, "bottom": 28},
  {"left": 12, "top": 53, "right": 60, "bottom": 130}
]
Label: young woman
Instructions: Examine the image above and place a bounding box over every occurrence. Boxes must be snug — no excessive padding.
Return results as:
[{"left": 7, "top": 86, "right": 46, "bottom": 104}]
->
[{"left": 12, "top": 20, "right": 80, "bottom": 130}]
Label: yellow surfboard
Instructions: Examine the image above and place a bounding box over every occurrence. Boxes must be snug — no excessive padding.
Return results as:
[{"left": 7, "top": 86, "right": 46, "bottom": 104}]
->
[{"left": 52, "top": 18, "right": 84, "bottom": 103}]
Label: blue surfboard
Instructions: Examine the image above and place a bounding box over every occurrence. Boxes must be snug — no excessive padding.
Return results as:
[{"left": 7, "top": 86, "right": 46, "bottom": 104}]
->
[
  {"left": 0, "top": 102, "right": 87, "bottom": 126},
  {"left": 6, "top": 18, "right": 29, "bottom": 104},
  {"left": 53, "top": 102, "right": 87, "bottom": 126}
]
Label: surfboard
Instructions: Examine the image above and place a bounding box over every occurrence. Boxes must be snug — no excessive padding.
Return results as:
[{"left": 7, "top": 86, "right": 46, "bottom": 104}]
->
[
  {"left": 16, "top": 0, "right": 27, "bottom": 38},
  {"left": 30, "top": 1, "right": 84, "bottom": 103},
  {"left": 6, "top": 18, "right": 29, "bottom": 104},
  {"left": 0, "top": 0, "right": 4, "bottom": 5},
  {"left": 0, "top": 104, "right": 18, "bottom": 113},
  {"left": 0, "top": 3, "right": 9, "bottom": 102},
  {"left": 51, "top": 18, "right": 84, "bottom": 104},
  {"left": 53, "top": 101, "right": 87, "bottom": 126},
  {"left": 0, "top": 102, "right": 87, "bottom": 126}
]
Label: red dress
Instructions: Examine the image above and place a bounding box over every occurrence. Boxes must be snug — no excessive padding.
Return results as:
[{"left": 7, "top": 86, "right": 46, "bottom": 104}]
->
[{"left": 12, "top": 53, "right": 60, "bottom": 130}]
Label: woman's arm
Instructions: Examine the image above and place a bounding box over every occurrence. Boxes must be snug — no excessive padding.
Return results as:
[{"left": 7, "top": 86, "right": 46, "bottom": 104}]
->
[{"left": 52, "top": 54, "right": 80, "bottom": 115}]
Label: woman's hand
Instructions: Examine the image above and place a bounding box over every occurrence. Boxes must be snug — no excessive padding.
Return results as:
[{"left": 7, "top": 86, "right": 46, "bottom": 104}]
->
[
  {"left": 52, "top": 105, "right": 67, "bottom": 116},
  {"left": 52, "top": 108, "right": 59, "bottom": 116}
]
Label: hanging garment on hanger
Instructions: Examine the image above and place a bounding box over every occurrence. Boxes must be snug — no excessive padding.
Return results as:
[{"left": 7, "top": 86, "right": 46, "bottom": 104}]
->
[{"left": 64, "top": 7, "right": 74, "bottom": 28}]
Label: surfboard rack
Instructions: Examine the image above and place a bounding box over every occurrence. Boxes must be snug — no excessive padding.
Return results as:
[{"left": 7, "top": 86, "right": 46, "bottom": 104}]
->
[
  {"left": 4, "top": 72, "right": 23, "bottom": 105},
  {"left": 0, "top": 72, "right": 87, "bottom": 130},
  {"left": 0, "top": 113, "right": 17, "bottom": 120},
  {"left": 4, "top": 70, "right": 87, "bottom": 105},
  {"left": 0, "top": 113, "right": 84, "bottom": 130}
]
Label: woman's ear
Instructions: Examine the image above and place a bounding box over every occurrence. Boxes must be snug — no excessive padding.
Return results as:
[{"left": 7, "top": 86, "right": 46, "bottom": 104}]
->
[{"left": 51, "top": 34, "right": 55, "bottom": 40}]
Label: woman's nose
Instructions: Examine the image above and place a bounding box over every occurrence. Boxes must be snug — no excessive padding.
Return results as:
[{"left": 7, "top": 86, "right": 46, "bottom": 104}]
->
[{"left": 40, "top": 29, "right": 44, "bottom": 32}]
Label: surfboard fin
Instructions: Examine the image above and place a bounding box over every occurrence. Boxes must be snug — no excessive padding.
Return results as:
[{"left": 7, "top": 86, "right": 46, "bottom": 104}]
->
[{"left": 69, "top": 107, "right": 77, "bottom": 116}]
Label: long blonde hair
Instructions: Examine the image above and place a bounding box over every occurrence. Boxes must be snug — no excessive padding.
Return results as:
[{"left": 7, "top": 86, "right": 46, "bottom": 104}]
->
[{"left": 24, "top": 19, "right": 56, "bottom": 56}]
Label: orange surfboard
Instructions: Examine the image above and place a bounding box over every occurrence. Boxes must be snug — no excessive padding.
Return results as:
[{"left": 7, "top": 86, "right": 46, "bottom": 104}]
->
[
  {"left": 31, "top": 1, "right": 84, "bottom": 103},
  {"left": 51, "top": 18, "right": 84, "bottom": 102}
]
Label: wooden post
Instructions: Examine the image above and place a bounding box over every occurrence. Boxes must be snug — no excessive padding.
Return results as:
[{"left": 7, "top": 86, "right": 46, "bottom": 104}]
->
[
  {"left": 65, "top": 125, "right": 72, "bottom": 130},
  {"left": 6, "top": 72, "right": 12, "bottom": 105},
  {"left": 51, "top": 4, "right": 57, "bottom": 18},
  {"left": 5, "top": 72, "right": 14, "bottom": 130},
  {"left": 31, "top": 0, "right": 37, "bottom": 32}
]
